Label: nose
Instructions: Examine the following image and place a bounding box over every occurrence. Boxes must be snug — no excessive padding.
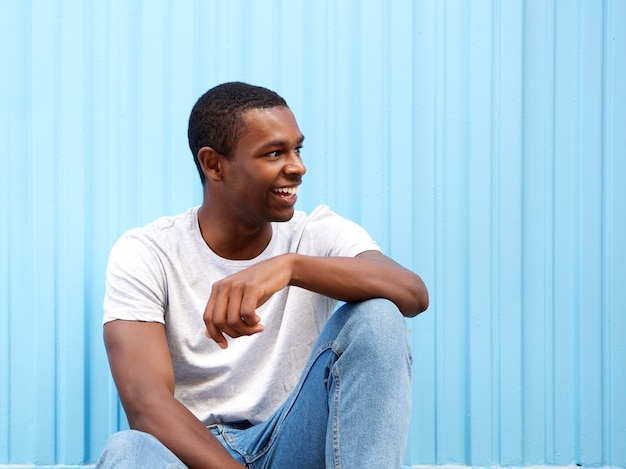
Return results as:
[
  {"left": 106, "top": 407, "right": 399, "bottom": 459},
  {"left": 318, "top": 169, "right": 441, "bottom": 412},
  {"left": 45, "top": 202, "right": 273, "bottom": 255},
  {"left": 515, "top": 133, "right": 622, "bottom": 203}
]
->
[{"left": 284, "top": 151, "right": 306, "bottom": 176}]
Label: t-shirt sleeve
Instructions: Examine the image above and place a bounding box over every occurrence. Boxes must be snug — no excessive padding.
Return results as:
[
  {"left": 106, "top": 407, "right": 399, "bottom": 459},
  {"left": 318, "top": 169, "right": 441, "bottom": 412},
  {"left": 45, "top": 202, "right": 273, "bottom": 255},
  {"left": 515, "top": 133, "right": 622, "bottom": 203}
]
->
[
  {"left": 102, "top": 231, "right": 167, "bottom": 325},
  {"left": 298, "top": 205, "right": 382, "bottom": 257}
]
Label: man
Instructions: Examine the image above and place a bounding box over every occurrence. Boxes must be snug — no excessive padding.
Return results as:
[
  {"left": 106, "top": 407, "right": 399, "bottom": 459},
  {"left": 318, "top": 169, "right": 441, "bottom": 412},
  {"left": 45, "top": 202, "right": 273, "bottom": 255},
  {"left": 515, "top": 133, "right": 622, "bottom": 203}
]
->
[{"left": 96, "top": 82, "right": 428, "bottom": 469}]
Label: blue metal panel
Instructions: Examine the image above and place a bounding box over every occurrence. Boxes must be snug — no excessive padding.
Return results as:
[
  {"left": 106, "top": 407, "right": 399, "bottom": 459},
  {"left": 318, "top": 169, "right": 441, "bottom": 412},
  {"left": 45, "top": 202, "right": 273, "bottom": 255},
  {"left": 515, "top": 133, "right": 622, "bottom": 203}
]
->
[
  {"left": 0, "top": 0, "right": 624, "bottom": 467},
  {"left": 605, "top": 2, "right": 626, "bottom": 465}
]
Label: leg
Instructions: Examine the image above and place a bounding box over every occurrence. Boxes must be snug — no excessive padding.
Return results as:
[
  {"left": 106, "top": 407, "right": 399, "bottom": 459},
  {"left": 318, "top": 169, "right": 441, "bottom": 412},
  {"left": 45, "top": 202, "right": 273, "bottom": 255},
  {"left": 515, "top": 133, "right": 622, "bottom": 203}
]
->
[
  {"left": 95, "top": 429, "right": 187, "bottom": 469},
  {"left": 323, "top": 298, "right": 413, "bottom": 468},
  {"left": 220, "top": 299, "right": 413, "bottom": 468}
]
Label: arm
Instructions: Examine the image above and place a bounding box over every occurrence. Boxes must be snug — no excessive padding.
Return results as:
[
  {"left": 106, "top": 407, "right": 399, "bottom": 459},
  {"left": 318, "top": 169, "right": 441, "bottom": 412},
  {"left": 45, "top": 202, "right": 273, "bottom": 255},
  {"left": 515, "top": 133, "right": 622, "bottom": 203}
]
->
[
  {"left": 204, "top": 250, "right": 428, "bottom": 347},
  {"left": 104, "top": 320, "right": 246, "bottom": 469},
  {"left": 291, "top": 250, "right": 428, "bottom": 316}
]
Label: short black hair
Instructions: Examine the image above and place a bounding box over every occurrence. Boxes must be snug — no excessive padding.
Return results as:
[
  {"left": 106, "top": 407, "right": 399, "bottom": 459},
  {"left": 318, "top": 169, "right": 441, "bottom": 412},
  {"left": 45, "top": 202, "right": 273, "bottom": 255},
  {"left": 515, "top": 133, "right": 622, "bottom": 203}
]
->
[{"left": 188, "top": 82, "right": 288, "bottom": 184}]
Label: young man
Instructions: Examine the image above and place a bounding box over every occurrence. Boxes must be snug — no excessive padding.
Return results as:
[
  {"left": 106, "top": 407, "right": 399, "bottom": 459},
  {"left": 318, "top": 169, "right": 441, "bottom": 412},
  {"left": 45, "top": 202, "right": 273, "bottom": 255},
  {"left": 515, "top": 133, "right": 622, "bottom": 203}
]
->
[{"left": 96, "top": 82, "right": 428, "bottom": 469}]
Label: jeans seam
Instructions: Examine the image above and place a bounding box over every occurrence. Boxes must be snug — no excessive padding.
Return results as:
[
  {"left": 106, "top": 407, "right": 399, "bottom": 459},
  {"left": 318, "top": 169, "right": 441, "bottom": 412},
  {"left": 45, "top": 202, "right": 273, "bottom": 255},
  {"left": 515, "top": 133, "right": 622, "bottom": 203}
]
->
[{"left": 331, "top": 363, "right": 342, "bottom": 469}]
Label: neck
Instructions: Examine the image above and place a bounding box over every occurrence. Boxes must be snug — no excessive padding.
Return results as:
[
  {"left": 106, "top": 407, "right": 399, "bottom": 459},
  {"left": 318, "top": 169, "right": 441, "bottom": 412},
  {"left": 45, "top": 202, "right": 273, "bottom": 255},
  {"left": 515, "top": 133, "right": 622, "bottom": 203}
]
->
[{"left": 197, "top": 203, "right": 273, "bottom": 260}]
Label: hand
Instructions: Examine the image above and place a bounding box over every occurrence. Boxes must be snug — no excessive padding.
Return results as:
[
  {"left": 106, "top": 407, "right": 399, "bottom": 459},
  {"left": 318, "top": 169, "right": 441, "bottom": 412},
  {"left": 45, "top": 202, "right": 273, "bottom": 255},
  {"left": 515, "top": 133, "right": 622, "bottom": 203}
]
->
[{"left": 203, "top": 254, "right": 293, "bottom": 348}]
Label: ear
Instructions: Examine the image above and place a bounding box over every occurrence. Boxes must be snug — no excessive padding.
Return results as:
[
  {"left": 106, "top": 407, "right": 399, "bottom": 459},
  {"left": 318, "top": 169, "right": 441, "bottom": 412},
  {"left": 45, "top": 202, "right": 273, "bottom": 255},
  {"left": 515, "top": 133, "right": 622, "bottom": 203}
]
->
[{"left": 197, "top": 147, "right": 223, "bottom": 182}]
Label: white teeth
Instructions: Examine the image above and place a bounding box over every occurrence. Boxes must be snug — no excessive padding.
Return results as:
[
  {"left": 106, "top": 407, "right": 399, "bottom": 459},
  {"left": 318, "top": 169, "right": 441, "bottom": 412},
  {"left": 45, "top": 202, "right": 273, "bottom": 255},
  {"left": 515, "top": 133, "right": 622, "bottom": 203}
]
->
[{"left": 273, "top": 187, "right": 298, "bottom": 195}]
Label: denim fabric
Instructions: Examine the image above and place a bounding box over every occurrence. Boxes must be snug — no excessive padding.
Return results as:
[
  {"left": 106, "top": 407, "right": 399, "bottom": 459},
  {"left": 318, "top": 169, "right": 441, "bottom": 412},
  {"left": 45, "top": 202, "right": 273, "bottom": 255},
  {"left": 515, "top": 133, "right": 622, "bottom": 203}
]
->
[
  {"left": 96, "top": 429, "right": 187, "bottom": 468},
  {"left": 96, "top": 299, "right": 413, "bottom": 468}
]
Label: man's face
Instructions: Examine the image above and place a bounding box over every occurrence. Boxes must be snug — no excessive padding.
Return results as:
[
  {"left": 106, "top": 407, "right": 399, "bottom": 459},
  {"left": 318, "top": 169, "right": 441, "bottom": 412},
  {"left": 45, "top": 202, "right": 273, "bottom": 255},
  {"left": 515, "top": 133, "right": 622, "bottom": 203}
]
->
[{"left": 220, "top": 106, "right": 306, "bottom": 227}]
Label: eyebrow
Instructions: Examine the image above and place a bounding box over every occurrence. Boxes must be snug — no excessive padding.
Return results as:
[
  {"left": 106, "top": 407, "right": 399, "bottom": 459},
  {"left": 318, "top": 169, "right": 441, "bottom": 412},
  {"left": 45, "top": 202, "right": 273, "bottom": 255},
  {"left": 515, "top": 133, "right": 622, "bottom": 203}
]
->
[{"left": 260, "top": 135, "right": 305, "bottom": 150}]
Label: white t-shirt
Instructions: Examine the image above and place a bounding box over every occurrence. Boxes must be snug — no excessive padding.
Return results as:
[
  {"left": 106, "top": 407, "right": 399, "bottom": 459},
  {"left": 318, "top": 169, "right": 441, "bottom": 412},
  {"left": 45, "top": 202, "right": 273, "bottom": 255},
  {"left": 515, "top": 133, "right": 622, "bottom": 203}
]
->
[{"left": 103, "top": 205, "right": 381, "bottom": 425}]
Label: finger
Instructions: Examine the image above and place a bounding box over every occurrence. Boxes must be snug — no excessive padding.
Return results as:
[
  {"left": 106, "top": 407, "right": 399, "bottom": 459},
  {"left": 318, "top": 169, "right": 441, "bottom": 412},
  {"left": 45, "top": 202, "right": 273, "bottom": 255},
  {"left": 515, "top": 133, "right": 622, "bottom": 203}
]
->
[
  {"left": 227, "top": 282, "right": 264, "bottom": 336},
  {"left": 208, "top": 281, "right": 255, "bottom": 345},
  {"left": 225, "top": 283, "right": 247, "bottom": 333},
  {"left": 204, "top": 308, "right": 228, "bottom": 349},
  {"left": 239, "top": 289, "right": 264, "bottom": 333},
  {"left": 206, "top": 283, "right": 242, "bottom": 348}
]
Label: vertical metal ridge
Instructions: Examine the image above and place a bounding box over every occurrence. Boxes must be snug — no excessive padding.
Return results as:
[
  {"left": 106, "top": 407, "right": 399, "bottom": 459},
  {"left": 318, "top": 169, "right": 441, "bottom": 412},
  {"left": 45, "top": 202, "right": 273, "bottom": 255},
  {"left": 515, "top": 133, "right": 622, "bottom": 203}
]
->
[
  {"left": 433, "top": 0, "right": 444, "bottom": 463},
  {"left": 489, "top": 0, "right": 502, "bottom": 465},
  {"left": 605, "top": 2, "right": 626, "bottom": 464},
  {"left": 0, "top": 0, "right": 11, "bottom": 451},
  {"left": 601, "top": 1, "right": 614, "bottom": 464},
  {"left": 546, "top": 0, "right": 558, "bottom": 463}
]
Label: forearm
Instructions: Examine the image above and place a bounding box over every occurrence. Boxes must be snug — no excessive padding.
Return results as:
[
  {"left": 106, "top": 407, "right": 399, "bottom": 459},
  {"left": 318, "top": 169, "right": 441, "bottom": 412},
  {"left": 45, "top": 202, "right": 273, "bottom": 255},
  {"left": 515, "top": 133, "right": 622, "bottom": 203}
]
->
[
  {"left": 124, "top": 392, "right": 244, "bottom": 469},
  {"left": 202, "top": 251, "right": 428, "bottom": 346},
  {"left": 287, "top": 252, "right": 428, "bottom": 317}
]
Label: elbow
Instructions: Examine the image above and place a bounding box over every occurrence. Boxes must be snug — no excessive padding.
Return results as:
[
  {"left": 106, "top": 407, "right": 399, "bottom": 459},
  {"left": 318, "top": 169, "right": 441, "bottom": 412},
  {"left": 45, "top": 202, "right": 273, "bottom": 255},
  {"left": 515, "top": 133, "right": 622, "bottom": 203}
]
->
[
  {"left": 416, "top": 286, "right": 429, "bottom": 315},
  {"left": 120, "top": 395, "right": 151, "bottom": 431},
  {"left": 124, "top": 401, "right": 164, "bottom": 435},
  {"left": 401, "top": 276, "right": 429, "bottom": 318},
  {"left": 402, "top": 294, "right": 428, "bottom": 318}
]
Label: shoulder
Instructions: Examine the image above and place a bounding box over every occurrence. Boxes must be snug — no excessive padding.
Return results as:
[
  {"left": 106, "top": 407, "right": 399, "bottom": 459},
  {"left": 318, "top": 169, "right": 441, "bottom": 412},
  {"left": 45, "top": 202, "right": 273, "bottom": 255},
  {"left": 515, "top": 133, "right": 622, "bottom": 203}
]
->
[
  {"left": 286, "top": 205, "right": 344, "bottom": 227},
  {"left": 272, "top": 205, "right": 341, "bottom": 241},
  {"left": 301, "top": 205, "right": 367, "bottom": 235},
  {"left": 113, "top": 207, "right": 199, "bottom": 251},
  {"left": 132, "top": 207, "right": 198, "bottom": 240},
  {"left": 278, "top": 205, "right": 381, "bottom": 257},
  {"left": 107, "top": 207, "right": 201, "bottom": 275}
]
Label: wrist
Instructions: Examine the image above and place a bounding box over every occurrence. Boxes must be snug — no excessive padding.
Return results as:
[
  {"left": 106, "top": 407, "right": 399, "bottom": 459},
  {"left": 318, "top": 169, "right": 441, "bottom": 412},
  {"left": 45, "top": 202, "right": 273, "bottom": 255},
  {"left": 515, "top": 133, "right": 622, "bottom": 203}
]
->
[{"left": 284, "top": 253, "right": 302, "bottom": 287}]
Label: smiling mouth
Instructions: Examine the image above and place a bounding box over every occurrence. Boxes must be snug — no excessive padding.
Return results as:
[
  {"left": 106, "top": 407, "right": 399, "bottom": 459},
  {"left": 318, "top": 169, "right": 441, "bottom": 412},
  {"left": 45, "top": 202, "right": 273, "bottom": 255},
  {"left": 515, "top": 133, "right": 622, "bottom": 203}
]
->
[{"left": 272, "top": 186, "right": 298, "bottom": 198}]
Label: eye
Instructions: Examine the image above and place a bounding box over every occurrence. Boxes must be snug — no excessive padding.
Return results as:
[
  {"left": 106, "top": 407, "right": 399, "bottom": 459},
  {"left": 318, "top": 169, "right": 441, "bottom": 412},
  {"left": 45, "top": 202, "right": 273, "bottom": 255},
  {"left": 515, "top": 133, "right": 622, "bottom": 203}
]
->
[
  {"left": 295, "top": 146, "right": 303, "bottom": 155},
  {"left": 266, "top": 150, "right": 282, "bottom": 157}
]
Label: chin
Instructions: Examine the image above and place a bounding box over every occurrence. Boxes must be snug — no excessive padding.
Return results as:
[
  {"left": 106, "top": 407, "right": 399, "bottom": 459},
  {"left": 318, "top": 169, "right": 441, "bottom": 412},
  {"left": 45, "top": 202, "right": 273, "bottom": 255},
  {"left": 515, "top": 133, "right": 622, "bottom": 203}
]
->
[{"left": 272, "top": 209, "right": 295, "bottom": 223}]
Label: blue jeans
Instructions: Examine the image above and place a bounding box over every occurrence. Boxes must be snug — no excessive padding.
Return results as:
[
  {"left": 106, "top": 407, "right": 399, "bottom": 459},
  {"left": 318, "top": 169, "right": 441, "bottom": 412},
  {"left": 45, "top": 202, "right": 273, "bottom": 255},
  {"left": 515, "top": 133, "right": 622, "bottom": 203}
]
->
[{"left": 96, "top": 299, "right": 413, "bottom": 468}]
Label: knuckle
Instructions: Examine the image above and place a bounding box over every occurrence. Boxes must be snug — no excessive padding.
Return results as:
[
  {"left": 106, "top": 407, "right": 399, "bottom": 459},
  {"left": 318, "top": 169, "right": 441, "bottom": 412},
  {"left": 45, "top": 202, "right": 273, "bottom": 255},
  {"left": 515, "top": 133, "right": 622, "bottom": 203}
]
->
[
  {"left": 239, "top": 306, "right": 254, "bottom": 321},
  {"left": 212, "top": 315, "right": 227, "bottom": 329},
  {"left": 226, "top": 315, "right": 241, "bottom": 329}
]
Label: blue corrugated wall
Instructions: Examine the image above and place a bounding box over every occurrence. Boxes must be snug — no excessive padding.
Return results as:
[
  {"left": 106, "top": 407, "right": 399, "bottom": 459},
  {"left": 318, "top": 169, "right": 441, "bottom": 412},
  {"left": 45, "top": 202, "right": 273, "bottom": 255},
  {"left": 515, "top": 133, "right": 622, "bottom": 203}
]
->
[{"left": 1, "top": 1, "right": 624, "bottom": 467}]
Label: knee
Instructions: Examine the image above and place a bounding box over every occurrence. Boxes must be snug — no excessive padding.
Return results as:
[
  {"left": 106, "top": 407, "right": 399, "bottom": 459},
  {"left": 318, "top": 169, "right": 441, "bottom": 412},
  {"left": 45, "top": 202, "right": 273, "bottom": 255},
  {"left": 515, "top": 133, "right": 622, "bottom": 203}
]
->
[
  {"left": 338, "top": 298, "right": 407, "bottom": 337},
  {"left": 101, "top": 429, "right": 150, "bottom": 451},
  {"left": 335, "top": 299, "right": 412, "bottom": 363},
  {"left": 96, "top": 430, "right": 184, "bottom": 468}
]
